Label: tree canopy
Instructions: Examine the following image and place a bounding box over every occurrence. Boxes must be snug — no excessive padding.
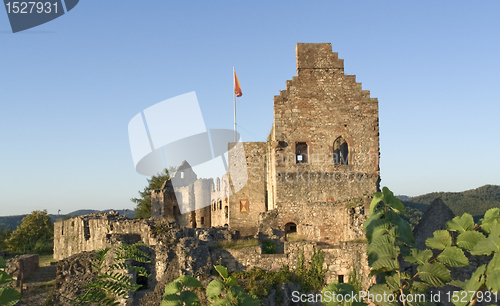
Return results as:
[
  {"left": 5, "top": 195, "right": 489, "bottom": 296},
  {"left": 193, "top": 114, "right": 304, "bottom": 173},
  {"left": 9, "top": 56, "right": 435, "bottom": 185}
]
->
[
  {"left": 132, "top": 168, "right": 172, "bottom": 219},
  {"left": 6, "top": 210, "right": 53, "bottom": 254}
]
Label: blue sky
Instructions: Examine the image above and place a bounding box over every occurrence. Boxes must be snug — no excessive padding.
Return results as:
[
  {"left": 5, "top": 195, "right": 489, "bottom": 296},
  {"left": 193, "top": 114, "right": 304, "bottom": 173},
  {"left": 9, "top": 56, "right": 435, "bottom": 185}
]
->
[{"left": 1, "top": 1, "right": 499, "bottom": 216}]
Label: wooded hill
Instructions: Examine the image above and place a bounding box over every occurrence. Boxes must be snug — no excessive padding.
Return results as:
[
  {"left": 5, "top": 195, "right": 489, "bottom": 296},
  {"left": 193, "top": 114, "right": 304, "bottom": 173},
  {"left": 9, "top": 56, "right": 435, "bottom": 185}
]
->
[{"left": 402, "top": 184, "right": 500, "bottom": 222}]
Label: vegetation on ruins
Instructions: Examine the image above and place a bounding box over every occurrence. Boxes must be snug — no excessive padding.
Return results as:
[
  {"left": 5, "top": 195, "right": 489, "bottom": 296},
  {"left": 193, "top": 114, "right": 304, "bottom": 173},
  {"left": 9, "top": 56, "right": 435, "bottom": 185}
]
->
[
  {"left": 74, "top": 242, "right": 150, "bottom": 306},
  {"left": 162, "top": 265, "right": 259, "bottom": 306},
  {"left": 5, "top": 210, "right": 53, "bottom": 254},
  {"left": 132, "top": 168, "right": 172, "bottom": 219},
  {"left": 0, "top": 256, "right": 21, "bottom": 306},
  {"left": 208, "top": 238, "right": 260, "bottom": 250}
]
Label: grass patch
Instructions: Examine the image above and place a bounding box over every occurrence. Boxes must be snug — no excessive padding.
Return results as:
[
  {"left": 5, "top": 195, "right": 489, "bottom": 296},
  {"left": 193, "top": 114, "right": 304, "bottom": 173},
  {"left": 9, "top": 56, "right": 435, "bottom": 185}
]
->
[
  {"left": 348, "top": 238, "right": 368, "bottom": 243},
  {"left": 286, "top": 233, "right": 307, "bottom": 242},
  {"left": 38, "top": 254, "right": 54, "bottom": 266},
  {"left": 209, "top": 238, "right": 259, "bottom": 250}
]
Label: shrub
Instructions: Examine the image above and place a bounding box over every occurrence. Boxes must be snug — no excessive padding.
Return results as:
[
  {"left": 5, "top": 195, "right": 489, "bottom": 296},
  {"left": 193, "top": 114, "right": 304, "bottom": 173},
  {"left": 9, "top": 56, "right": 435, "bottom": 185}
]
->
[{"left": 262, "top": 240, "right": 276, "bottom": 254}]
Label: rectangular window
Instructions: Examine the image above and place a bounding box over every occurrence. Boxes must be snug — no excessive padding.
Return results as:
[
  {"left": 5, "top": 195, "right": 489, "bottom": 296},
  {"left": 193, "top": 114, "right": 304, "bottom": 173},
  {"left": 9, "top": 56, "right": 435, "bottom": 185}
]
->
[
  {"left": 338, "top": 275, "right": 344, "bottom": 283},
  {"left": 201, "top": 217, "right": 205, "bottom": 225},
  {"left": 240, "top": 200, "right": 249, "bottom": 212},
  {"left": 296, "top": 142, "right": 308, "bottom": 164}
]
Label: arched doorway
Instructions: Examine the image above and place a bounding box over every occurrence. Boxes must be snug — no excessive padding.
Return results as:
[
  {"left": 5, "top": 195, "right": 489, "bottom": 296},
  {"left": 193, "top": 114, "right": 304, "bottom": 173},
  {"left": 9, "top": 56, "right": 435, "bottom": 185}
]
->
[{"left": 285, "top": 222, "right": 297, "bottom": 241}]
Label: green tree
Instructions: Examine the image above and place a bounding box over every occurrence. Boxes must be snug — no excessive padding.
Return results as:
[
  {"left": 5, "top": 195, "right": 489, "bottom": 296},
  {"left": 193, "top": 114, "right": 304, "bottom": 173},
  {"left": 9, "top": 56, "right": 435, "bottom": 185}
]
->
[
  {"left": 6, "top": 210, "right": 53, "bottom": 254},
  {"left": 132, "top": 168, "right": 172, "bottom": 219},
  {"left": 0, "top": 227, "right": 12, "bottom": 250}
]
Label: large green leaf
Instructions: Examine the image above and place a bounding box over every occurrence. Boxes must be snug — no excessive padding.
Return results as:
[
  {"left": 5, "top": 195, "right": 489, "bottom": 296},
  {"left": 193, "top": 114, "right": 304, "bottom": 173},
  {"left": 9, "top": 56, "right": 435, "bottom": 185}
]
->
[
  {"left": 206, "top": 279, "right": 225, "bottom": 300},
  {"left": 370, "top": 192, "right": 383, "bottom": 214},
  {"left": 0, "top": 257, "right": 6, "bottom": 269},
  {"left": 437, "top": 246, "right": 469, "bottom": 267},
  {"left": 370, "top": 258, "right": 399, "bottom": 273},
  {"left": 368, "top": 284, "right": 398, "bottom": 306},
  {"left": 456, "top": 231, "right": 486, "bottom": 251},
  {"left": 214, "top": 265, "right": 228, "bottom": 279},
  {"left": 425, "top": 230, "right": 452, "bottom": 250},
  {"left": 161, "top": 294, "right": 182, "bottom": 306},
  {"left": 365, "top": 219, "right": 391, "bottom": 241},
  {"left": 446, "top": 214, "right": 475, "bottom": 234},
  {"left": 163, "top": 281, "right": 182, "bottom": 296},
  {"left": 480, "top": 208, "right": 500, "bottom": 234},
  {"left": 363, "top": 210, "right": 383, "bottom": 233},
  {"left": 211, "top": 298, "right": 232, "bottom": 306},
  {"left": 367, "top": 235, "right": 396, "bottom": 254},
  {"left": 180, "top": 291, "right": 201, "bottom": 306},
  {"left": 417, "top": 263, "right": 451, "bottom": 287},
  {"left": 486, "top": 253, "right": 500, "bottom": 293},
  {"left": 0, "top": 271, "right": 14, "bottom": 286},
  {"left": 0, "top": 287, "right": 21, "bottom": 306},
  {"left": 382, "top": 187, "right": 406, "bottom": 215},
  {"left": 392, "top": 217, "right": 415, "bottom": 246},
  {"left": 385, "top": 272, "right": 401, "bottom": 291},
  {"left": 404, "top": 249, "right": 433, "bottom": 265},
  {"left": 471, "top": 222, "right": 500, "bottom": 255},
  {"left": 176, "top": 275, "right": 202, "bottom": 288}
]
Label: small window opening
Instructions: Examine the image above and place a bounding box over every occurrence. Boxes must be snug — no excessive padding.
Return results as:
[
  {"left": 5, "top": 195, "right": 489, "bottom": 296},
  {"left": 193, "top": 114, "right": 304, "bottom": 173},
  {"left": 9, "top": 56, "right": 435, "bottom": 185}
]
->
[
  {"left": 61, "top": 224, "right": 64, "bottom": 236},
  {"left": 338, "top": 275, "right": 344, "bottom": 283},
  {"left": 224, "top": 206, "right": 228, "bottom": 219},
  {"left": 201, "top": 217, "right": 205, "bottom": 225},
  {"left": 181, "top": 171, "right": 184, "bottom": 179},
  {"left": 333, "top": 137, "right": 348, "bottom": 165},
  {"left": 295, "top": 142, "right": 308, "bottom": 164},
  {"left": 218, "top": 200, "right": 222, "bottom": 210},
  {"left": 83, "top": 220, "right": 91, "bottom": 241}
]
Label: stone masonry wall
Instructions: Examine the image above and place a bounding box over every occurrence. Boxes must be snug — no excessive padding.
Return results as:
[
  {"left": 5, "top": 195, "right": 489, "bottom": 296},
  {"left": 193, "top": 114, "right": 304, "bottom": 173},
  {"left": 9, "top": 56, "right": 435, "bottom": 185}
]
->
[
  {"left": 228, "top": 142, "right": 268, "bottom": 237},
  {"left": 211, "top": 241, "right": 373, "bottom": 290},
  {"left": 268, "top": 42, "right": 379, "bottom": 218},
  {"left": 54, "top": 212, "right": 156, "bottom": 260}
]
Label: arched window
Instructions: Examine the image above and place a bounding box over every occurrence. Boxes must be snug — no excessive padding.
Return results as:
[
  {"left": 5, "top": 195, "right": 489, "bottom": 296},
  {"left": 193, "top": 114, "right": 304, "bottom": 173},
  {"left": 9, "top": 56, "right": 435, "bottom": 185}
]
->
[
  {"left": 333, "top": 137, "right": 348, "bottom": 165},
  {"left": 218, "top": 200, "right": 222, "bottom": 210},
  {"left": 224, "top": 206, "right": 228, "bottom": 219}
]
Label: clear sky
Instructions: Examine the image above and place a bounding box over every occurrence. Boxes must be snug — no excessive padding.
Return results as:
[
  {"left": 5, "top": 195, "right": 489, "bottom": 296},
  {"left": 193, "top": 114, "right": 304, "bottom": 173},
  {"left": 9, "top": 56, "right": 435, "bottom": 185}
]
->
[{"left": 1, "top": 1, "right": 499, "bottom": 216}]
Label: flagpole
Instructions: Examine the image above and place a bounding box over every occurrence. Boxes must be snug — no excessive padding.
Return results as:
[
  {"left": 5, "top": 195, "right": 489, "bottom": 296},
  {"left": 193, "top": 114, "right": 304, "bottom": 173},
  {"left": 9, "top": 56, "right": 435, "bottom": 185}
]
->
[{"left": 233, "top": 67, "right": 237, "bottom": 142}]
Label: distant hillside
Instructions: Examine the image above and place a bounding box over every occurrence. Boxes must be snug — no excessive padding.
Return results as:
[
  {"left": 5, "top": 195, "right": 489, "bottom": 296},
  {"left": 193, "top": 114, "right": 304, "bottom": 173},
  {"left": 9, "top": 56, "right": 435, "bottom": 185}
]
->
[
  {"left": 404, "top": 185, "right": 500, "bottom": 221},
  {"left": 0, "top": 209, "right": 136, "bottom": 231}
]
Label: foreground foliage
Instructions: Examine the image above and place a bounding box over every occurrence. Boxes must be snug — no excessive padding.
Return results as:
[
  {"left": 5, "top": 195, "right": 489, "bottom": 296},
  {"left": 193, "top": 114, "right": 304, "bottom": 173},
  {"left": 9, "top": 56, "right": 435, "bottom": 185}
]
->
[
  {"left": 74, "top": 243, "right": 150, "bottom": 306},
  {"left": 361, "top": 187, "right": 500, "bottom": 306},
  {"left": 162, "top": 265, "right": 259, "bottom": 306},
  {"left": 0, "top": 256, "right": 21, "bottom": 306}
]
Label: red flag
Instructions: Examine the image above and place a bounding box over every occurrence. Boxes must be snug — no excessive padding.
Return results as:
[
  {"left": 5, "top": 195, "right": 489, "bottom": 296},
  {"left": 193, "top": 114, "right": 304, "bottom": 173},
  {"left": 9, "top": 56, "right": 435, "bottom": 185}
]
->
[{"left": 234, "top": 71, "right": 242, "bottom": 97}]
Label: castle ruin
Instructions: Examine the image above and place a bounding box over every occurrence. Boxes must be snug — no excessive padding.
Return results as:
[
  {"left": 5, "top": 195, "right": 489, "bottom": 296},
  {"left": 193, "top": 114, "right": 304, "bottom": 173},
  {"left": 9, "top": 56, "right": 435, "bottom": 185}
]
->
[
  {"left": 150, "top": 42, "right": 380, "bottom": 243},
  {"left": 53, "top": 43, "right": 380, "bottom": 304}
]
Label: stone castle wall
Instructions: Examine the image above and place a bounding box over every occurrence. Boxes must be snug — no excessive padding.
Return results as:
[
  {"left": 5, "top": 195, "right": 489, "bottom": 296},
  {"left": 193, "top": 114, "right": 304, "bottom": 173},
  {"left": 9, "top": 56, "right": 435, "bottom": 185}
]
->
[
  {"left": 211, "top": 241, "right": 373, "bottom": 290},
  {"left": 54, "top": 212, "right": 156, "bottom": 261}
]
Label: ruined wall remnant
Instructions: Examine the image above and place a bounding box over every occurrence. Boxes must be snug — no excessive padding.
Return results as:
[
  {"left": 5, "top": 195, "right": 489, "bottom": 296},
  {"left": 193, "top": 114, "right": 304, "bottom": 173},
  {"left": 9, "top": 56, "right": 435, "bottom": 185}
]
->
[
  {"left": 5, "top": 254, "right": 39, "bottom": 282},
  {"left": 53, "top": 211, "right": 156, "bottom": 260}
]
